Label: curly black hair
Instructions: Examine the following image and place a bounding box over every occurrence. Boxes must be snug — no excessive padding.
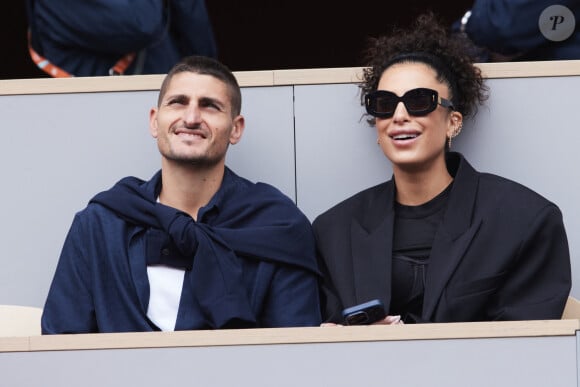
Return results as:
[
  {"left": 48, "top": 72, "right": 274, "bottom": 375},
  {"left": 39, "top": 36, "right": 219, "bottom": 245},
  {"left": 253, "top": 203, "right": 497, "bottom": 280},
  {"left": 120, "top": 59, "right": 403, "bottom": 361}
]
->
[{"left": 360, "top": 12, "right": 488, "bottom": 122}]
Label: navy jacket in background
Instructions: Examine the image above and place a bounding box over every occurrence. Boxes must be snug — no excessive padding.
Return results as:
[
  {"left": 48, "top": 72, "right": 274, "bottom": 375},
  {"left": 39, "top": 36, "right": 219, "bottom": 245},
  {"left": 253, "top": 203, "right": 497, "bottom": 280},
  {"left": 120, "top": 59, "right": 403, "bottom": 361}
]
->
[
  {"left": 27, "top": 0, "right": 217, "bottom": 76},
  {"left": 458, "top": 0, "right": 580, "bottom": 61}
]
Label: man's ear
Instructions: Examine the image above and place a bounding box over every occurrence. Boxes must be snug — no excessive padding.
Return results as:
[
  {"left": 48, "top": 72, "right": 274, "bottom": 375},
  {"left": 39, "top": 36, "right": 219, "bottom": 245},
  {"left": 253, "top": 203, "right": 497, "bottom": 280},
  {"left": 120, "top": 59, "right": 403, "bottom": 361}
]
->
[
  {"left": 229, "top": 115, "right": 245, "bottom": 145},
  {"left": 149, "top": 107, "right": 159, "bottom": 138}
]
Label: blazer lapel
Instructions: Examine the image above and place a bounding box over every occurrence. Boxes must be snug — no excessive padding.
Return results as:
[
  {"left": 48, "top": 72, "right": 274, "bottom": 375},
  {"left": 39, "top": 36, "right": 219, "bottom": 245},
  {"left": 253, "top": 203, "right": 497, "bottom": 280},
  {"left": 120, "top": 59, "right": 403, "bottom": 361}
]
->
[
  {"left": 422, "top": 219, "right": 482, "bottom": 319},
  {"left": 351, "top": 181, "right": 395, "bottom": 311},
  {"left": 422, "top": 153, "right": 482, "bottom": 320}
]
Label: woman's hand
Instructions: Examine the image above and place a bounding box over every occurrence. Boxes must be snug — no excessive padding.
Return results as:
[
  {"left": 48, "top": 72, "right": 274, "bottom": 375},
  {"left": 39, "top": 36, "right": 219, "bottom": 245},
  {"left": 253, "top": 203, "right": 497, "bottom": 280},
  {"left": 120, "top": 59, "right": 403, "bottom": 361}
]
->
[
  {"left": 372, "top": 315, "right": 404, "bottom": 325},
  {"left": 320, "top": 315, "right": 404, "bottom": 327},
  {"left": 320, "top": 322, "right": 343, "bottom": 327}
]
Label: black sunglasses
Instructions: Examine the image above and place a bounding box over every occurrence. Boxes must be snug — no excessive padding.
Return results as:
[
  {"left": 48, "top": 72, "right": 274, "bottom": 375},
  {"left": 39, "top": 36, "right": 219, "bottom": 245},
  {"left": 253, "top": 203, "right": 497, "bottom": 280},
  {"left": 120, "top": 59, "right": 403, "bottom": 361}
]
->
[{"left": 365, "top": 88, "right": 455, "bottom": 118}]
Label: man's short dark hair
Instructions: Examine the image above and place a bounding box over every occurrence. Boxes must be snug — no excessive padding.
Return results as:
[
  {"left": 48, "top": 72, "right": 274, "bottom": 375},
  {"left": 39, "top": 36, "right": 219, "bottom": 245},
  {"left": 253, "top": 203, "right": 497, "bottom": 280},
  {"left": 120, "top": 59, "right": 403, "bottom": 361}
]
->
[{"left": 158, "top": 56, "right": 242, "bottom": 117}]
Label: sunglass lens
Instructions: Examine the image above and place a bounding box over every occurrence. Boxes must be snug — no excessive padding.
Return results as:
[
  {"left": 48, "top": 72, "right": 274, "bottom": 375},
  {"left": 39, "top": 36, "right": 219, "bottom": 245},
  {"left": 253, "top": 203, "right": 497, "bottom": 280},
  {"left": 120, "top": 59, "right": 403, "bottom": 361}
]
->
[
  {"left": 368, "top": 92, "right": 398, "bottom": 117},
  {"left": 405, "top": 89, "right": 436, "bottom": 115},
  {"left": 375, "top": 94, "right": 397, "bottom": 115}
]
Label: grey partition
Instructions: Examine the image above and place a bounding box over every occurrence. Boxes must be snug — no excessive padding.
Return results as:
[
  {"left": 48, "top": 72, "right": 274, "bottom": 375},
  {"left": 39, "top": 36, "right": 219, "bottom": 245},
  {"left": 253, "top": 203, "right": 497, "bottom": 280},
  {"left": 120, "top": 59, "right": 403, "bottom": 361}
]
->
[
  {"left": 226, "top": 86, "right": 296, "bottom": 199},
  {"left": 1, "top": 69, "right": 580, "bottom": 307},
  {"left": 294, "top": 83, "right": 391, "bottom": 217},
  {"left": 0, "top": 86, "right": 295, "bottom": 307},
  {"left": 294, "top": 76, "right": 580, "bottom": 298},
  {"left": 0, "top": 332, "right": 577, "bottom": 387},
  {"left": 0, "top": 91, "right": 158, "bottom": 307}
]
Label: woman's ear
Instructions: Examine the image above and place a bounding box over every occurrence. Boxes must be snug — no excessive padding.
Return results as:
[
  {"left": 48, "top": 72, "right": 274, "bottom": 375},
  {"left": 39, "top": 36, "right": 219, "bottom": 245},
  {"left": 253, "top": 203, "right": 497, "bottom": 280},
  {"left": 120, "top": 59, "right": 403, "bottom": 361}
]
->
[{"left": 447, "top": 111, "right": 463, "bottom": 139}]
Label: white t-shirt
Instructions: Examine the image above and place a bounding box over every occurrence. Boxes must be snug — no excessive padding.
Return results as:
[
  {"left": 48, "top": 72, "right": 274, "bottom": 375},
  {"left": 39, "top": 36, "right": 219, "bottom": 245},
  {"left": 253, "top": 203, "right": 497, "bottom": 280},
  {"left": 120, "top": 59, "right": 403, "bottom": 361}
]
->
[
  {"left": 146, "top": 197, "right": 186, "bottom": 331},
  {"left": 146, "top": 265, "right": 185, "bottom": 331}
]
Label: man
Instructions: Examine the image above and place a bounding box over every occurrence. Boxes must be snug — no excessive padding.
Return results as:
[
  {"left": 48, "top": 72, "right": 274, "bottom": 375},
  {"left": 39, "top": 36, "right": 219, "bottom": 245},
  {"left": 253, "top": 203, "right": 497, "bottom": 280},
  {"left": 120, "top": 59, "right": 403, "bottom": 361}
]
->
[
  {"left": 42, "top": 56, "right": 321, "bottom": 333},
  {"left": 26, "top": 0, "right": 217, "bottom": 76},
  {"left": 453, "top": 1, "right": 580, "bottom": 62}
]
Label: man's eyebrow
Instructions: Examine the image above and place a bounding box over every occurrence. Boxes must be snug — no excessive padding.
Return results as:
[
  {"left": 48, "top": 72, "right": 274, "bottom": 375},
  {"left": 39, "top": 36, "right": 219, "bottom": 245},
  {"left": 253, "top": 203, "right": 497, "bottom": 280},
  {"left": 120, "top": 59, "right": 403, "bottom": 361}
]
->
[
  {"left": 164, "top": 94, "right": 189, "bottom": 103},
  {"left": 200, "top": 96, "right": 226, "bottom": 108}
]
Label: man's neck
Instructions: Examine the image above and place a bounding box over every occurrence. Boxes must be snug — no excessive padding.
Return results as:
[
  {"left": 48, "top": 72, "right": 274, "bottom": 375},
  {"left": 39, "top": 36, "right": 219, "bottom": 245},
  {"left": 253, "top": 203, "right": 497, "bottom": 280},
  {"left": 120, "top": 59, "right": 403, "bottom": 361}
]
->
[{"left": 158, "top": 161, "right": 225, "bottom": 220}]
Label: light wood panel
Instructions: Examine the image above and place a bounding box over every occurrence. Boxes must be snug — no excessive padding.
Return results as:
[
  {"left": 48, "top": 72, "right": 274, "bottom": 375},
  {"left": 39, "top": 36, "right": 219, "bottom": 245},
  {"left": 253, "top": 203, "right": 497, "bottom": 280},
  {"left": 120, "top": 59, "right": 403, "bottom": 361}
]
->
[
  {"left": 1, "top": 320, "right": 578, "bottom": 353},
  {"left": 1, "top": 60, "right": 579, "bottom": 96}
]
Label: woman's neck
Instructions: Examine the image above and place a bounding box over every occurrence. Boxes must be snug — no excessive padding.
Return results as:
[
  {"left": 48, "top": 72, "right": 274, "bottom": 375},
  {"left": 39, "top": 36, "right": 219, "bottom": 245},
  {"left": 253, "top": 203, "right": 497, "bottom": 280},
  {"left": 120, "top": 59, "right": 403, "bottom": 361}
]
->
[{"left": 393, "top": 158, "right": 453, "bottom": 206}]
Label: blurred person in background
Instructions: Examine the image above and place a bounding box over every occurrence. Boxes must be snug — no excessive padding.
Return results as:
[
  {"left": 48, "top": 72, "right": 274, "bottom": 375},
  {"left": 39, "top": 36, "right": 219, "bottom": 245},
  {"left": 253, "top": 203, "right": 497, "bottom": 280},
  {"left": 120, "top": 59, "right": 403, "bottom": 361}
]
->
[
  {"left": 453, "top": 1, "right": 580, "bottom": 61},
  {"left": 26, "top": 0, "right": 217, "bottom": 77}
]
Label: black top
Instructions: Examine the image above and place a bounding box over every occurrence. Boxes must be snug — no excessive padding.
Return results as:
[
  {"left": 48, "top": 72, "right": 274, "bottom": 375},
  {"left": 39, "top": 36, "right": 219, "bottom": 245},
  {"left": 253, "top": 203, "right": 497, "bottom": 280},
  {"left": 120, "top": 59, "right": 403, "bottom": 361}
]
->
[{"left": 390, "top": 183, "right": 452, "bottom": 322}]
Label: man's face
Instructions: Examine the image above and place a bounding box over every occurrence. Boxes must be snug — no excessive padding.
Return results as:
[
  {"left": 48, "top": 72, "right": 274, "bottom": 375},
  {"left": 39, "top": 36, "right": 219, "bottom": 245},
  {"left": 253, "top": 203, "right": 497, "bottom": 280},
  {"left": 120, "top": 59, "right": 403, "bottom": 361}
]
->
[{"left": 149, "top": 72, "right": 244, "bottom": 168}]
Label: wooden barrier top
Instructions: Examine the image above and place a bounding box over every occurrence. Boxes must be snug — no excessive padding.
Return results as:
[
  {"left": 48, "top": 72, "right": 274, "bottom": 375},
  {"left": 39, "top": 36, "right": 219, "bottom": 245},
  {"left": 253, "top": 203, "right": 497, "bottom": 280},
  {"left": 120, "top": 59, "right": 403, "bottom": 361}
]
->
[
  {"left": 1, "top": 60, "right": 579, "bottom": 96},
  {"left": 1, "top": 319, "right": 579, "bottom": 353}
]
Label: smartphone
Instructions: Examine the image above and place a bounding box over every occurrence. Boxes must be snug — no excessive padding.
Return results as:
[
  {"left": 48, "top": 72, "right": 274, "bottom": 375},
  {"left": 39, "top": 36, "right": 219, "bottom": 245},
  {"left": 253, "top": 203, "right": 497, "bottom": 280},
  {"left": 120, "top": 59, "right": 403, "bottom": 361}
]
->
[{"left": 342, "top": 299, "right": 386, "bottom": 325}]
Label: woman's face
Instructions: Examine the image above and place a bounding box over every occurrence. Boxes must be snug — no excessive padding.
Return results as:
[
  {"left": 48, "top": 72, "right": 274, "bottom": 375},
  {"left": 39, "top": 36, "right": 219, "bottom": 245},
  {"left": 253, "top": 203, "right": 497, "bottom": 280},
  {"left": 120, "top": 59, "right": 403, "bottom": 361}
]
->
[{"left": 375, "top": 62, "right": 462, "bottom": 174}]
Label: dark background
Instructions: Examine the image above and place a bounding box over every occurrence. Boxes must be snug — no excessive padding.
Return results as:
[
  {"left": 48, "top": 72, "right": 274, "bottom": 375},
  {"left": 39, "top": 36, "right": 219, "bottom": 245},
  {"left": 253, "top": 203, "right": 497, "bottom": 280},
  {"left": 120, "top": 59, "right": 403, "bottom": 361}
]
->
[{"left": 1, "top": 1, "right": 472, "bottom": 79}]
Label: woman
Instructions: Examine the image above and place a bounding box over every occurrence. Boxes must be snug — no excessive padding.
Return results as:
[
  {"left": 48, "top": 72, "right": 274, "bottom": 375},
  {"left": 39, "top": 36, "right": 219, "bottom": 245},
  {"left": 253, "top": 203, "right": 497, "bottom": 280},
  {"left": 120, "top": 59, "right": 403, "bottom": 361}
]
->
[{"left": 313, "top": 13, "right": 571, "bottom": 325}]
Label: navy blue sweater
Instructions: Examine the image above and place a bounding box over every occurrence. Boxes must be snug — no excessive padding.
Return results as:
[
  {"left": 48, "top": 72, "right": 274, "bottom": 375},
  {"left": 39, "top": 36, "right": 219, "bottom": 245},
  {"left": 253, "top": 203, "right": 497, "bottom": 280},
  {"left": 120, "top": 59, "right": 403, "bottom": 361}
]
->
[{"left": 42, "top": 168, "right": 321, "bottom": 333}]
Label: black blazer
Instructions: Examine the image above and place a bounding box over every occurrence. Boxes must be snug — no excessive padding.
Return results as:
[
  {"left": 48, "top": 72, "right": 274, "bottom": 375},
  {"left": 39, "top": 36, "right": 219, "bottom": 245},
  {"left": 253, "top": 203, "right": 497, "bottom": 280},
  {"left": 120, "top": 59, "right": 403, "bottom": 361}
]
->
[{"left": 313, "top": 152, "right": 571, "bottom": 323}]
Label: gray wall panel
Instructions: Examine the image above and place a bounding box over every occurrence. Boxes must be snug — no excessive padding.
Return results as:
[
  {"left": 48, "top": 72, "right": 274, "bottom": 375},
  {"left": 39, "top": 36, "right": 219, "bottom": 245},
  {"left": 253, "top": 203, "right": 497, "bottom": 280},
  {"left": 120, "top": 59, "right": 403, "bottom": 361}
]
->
[
  {"left": 1, "top": 75, "right": 579, "bottom": 308},
  {"left": 226, "top": 86, "right": 296, "bottom": 200},
  {"left": 0, "top": 335, "right": 576, "bottom": 386},
  {"left": 294, "top": 83, "right": 391, "bottom": 217},
  {"left": 0, "top": 86, "right": 295, "bottom": 307},
  {"left": 0, "top": 91, "right": 159, "bottom": 308}
]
